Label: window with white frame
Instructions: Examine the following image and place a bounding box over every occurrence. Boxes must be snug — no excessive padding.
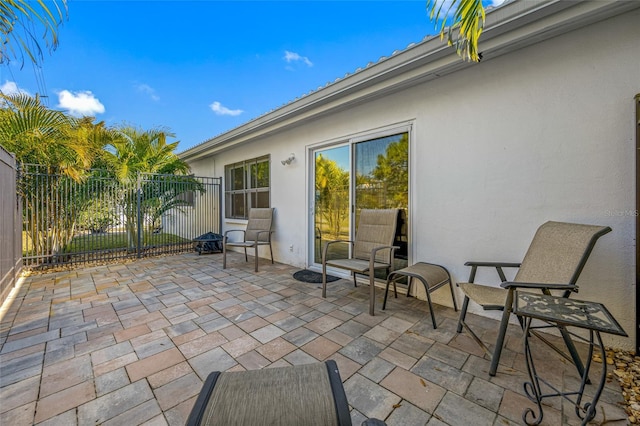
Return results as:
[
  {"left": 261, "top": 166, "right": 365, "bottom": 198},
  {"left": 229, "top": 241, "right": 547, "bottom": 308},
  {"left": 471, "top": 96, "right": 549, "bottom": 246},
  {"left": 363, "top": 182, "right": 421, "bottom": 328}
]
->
[{"left": 224, "top": 155, "right": 270, "bottom": 219}]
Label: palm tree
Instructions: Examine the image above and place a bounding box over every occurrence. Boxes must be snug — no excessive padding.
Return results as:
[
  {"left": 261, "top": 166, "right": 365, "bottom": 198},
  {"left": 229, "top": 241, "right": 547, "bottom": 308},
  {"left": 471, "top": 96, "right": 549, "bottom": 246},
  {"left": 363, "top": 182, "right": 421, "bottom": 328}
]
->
[
  {"left": 104, "top": 126, "right": 190, "bottom": 179},
  {"left": 426, "top": 0, "right": 485, "bottom": 62},
  {"left": 315, "top": 154, "right": 350, "bottom": 240},
  {"left": 0, "top": 93, "right": 97, "bottom": 176},
  {"left": 0, "top": 0, "right": 67, "bottom": 67},
  {"left": 103, "top": 126, "right": 195, "bottom": 250},
  {"left": 0, "top": 93, "right": 108, "bottom": 261}
]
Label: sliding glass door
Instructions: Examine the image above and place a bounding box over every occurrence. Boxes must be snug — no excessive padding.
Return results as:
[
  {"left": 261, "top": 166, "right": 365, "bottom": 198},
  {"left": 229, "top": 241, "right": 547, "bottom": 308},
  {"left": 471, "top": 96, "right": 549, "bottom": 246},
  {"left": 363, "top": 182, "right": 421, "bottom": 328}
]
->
[{"left": 311, "top": 131, "right": 409, "bottom": 270}]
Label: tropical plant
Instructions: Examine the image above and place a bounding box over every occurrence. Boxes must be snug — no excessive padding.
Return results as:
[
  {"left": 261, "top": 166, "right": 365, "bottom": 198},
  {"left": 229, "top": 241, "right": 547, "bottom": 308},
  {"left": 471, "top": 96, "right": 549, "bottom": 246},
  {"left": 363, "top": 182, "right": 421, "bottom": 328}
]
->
[
  {"left": 77, "top": 196, "right": 120, "bottom": 234},
  {"left": 139, "top": 173, "right": 205, "bottom": 235},
  {"left": 0, "top": 0, "right": 67, "bottom": 67},
  {"left": 102, "top": 126, "right": 199, "bottom": 250},
  {"left": 315, "top": 154, "right": 350, "bottom": 239},
  {"left": 426, "top": 0, "right": 485, "bottom": 62},
  {"left": 0, "top": 93, "right": 110, "bottom": 262},
  {"left": 371, "top": 134, "right": 409, "bottom": 209},
  {"left": 0, "top": 93, "right": 101, "bottom": 178}
]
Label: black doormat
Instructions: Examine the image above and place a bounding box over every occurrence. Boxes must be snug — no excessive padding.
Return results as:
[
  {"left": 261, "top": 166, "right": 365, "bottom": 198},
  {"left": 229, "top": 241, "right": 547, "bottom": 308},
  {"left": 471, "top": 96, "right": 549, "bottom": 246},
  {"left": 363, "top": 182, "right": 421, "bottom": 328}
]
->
[{"left": 293, "top": 269, "right": 340, "bottom": 284}]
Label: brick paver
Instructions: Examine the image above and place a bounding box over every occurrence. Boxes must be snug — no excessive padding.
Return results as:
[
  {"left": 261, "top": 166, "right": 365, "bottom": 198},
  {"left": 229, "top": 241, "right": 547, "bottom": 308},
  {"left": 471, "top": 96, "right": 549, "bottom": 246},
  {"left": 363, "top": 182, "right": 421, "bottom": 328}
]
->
[{"left": 0, "top": 252, "right": 629, "bottom": 425}]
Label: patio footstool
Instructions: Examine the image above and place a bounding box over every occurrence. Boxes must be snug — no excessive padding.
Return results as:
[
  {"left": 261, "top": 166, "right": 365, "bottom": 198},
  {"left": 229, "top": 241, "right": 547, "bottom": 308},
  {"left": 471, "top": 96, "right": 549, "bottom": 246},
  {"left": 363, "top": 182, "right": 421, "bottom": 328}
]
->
[
  {"left": 383, "top": 262, "right": 458, "bottom": 329},
  {"left": 186, "top": 360, "right": 352, "bottom": 426}
]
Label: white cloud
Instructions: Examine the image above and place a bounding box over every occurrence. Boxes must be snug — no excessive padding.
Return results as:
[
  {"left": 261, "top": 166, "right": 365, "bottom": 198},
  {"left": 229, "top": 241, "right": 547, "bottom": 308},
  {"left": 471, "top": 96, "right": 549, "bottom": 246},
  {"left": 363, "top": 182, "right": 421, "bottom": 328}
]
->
[
  {"left": 284, "top": 50, "right": 313, "bottom": 67},
  {"left": 56, "top": 90, "right": 105, "bottom": 117},
  {"left": 209, "top": 101, "right": 243, "bottom": 116},
  {"left": 135, "top": 83, "right": 160, "bottom": 101},
  {"left": 1, "top": 80, "right": 31, "bottom": 96},
  {"left": 489, "top": 0, "right": 507, "bottom": 6},
  {"left": 431, "top": 0, "right": 456, "bottom": 16}
]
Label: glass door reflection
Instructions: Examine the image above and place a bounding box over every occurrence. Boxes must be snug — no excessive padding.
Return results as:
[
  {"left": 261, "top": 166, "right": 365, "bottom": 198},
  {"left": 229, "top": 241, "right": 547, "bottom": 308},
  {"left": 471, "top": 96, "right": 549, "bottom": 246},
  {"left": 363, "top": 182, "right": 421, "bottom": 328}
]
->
[{"left": 313, "top": 145, "right": 350, "bottom": 264}]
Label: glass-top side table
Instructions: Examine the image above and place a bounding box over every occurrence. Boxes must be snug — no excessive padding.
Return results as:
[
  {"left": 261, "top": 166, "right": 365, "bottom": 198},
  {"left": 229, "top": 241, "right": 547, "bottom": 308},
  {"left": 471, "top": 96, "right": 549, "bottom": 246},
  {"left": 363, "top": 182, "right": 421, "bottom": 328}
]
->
[{"left": 513, "top": 292, "right": 627, "bottom": 426}]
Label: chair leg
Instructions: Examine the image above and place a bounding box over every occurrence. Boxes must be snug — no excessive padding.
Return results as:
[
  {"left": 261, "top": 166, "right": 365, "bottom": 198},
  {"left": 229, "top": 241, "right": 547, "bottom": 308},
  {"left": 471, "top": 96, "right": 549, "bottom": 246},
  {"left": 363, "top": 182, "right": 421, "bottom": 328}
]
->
[
  {"left": 322, "top": 262, "right": 327, "bottom": 298},
  {"left": 244, "top": 247, "right": 248, "bottom": 262},
  {"left": 416, "top": 277, "right": 438, "bottom": 329},
  {"left": 458, "top": 267, "right": 477, "bottom": 332},
  {"left": 222, "top": 239, "right": 227, "bottom": 269},
  {"left": 368, "top": 271, "right": 375, "bottom": 316},
  {"left": 269, "top": 242, "right": 274, "bottom": 264},
  {"left": 489, "top": 289, "right": 515, "bottom": 377},
  {"left": 457, "top": 296, "right": 470, "bottom": 333},
  {"left": 559, "top": 325, "right": 588, "bottom": 379},
  {"left": 449, "top": 280, "right": 458, "bottom": 312},
  {"left": 352, "top": 272, "right": 357, "bottom": 288},
  {"left": 383, "top": 274, "right": 394, "bottom": 310},
  {"left": 406, "top": 277, "right": 413, "bottom": 298},
  {"left": 254, "top": 245, "right": 259, "bottom": 272},
  {"left": 440, "top": 268, "right": 458, "bottom": 312}
]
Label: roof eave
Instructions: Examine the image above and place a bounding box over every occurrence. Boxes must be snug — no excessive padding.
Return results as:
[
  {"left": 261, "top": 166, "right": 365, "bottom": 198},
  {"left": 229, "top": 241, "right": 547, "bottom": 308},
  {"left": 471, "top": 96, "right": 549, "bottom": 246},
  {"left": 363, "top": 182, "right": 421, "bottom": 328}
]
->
[{"left": 180, "top": 0, "right": 640, "bottom": 162}]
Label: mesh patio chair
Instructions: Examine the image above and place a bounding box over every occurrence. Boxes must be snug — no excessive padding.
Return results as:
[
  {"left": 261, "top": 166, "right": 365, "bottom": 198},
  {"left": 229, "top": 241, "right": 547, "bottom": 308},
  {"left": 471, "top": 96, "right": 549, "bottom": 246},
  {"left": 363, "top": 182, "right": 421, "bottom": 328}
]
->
[
  {"left": 456, "top": 221, "right": 611, "bottom": 376},
  {"left": 322, "top": 208, "right": 399, "bottom": 316},
  {"left": 186, "top": 360, "right": 353, "bottom": 426},
  {"left": 223, "top": 208, "right": 274, "bottom": 272}
]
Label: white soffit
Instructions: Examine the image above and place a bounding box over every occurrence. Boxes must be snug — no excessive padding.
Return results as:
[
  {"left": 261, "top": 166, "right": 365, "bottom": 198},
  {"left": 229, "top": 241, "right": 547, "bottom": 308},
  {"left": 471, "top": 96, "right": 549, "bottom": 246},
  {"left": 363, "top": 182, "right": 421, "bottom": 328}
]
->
[{"left": 181, "top": 0, "right": 640, "bottom": 161}]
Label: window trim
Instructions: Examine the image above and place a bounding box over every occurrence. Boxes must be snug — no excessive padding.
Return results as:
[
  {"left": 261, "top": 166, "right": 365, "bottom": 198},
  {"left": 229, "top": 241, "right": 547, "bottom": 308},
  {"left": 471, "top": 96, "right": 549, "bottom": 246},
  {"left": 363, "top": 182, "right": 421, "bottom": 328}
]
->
[{"left": 224, "top": 155, "right": 270, "bottom": 219}]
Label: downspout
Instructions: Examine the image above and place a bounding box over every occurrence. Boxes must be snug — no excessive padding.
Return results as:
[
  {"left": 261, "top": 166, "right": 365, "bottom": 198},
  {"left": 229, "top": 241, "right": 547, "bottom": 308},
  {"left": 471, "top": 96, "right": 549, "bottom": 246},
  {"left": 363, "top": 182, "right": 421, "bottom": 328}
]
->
[{"left": 636, "top": 93, "right": 639, "bottom": 354}]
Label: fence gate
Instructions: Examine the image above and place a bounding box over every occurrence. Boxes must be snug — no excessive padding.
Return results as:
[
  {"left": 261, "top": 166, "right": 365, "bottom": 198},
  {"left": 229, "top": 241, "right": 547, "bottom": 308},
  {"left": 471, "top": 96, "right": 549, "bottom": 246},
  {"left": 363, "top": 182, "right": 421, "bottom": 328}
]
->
[{"left": 19, "top": 165, "right": 222, "bottom": 270}]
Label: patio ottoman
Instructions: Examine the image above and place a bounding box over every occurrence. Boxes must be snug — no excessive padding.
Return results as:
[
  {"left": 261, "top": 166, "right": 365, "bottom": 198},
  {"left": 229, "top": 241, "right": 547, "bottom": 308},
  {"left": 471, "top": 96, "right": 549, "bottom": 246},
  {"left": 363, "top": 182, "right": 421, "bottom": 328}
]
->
[
  {"left": 383, "top": 262, "right": 458, "bottom": 329},
  {"left": 186, "top": 360, "right": 352, "bottom": 426}
]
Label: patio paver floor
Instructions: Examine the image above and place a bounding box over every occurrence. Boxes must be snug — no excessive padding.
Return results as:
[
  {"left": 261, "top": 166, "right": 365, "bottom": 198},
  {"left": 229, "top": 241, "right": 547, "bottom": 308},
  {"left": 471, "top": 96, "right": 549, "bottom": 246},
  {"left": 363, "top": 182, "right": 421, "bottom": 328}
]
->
[{"left": 0, "top": 253, "right": 629, "bottom": 425}]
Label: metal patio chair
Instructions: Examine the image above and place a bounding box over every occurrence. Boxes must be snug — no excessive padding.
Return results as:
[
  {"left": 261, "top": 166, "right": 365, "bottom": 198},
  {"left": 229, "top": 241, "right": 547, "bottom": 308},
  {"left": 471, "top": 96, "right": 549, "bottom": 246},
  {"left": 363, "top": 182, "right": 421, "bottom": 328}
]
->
[
  {"left": 456, "top": 221, "right": 612, "bottom": 376},
  {"left": 186, "top": 360, "right": 352, "bottom": 426},
  {"left": 321, "top": 208, "right": 399, "bottom": 315},
  {"left": 223, "top": 207, "right": 274, "bottom": 272}
]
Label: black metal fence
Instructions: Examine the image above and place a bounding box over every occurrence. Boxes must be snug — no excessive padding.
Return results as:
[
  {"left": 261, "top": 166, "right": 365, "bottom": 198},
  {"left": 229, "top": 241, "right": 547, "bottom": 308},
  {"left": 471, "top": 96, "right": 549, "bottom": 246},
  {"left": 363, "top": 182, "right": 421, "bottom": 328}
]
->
[
  {"left": 19, "top": 164, "right": 222, "bottom": 270},
  {"left": 0, "top": 146, "right": 21, "bottom": 305}
]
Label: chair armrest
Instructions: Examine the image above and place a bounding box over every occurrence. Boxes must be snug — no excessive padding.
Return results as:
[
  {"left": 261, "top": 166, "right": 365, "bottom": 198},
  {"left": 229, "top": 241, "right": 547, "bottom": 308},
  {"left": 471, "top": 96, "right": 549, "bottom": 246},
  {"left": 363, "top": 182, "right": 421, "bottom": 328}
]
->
[
  {"left": 370, "top": 245, "right": 399, "bottom": 258},
  {"left": 322, "top": 240, "right": 354, "bottom": 264},
  {"left": 500, "top": 281, "right": 578, "bottom": 292},
  {"left": 464, "top": 261, "right": 521, "bottom": 283},
  {"left": 464, "top": 261, "right": 521, "bottom": 268},
  {"left": 224, "top": 229, "right": 245, "bottom": 242},
  {"left": 254, "top": 230, "right": 273, "bottom": 241},
  {"left": 325, "top": 239, "right": 354, "bottom": 245},
  {"left": 369, "top": 245, "right": 400, "bottom": 271}
]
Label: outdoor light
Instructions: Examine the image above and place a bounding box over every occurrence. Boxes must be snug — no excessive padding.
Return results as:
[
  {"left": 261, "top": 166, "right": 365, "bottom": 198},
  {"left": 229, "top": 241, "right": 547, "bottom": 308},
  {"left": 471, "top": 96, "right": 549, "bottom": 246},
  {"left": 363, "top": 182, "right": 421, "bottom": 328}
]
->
[{"left": 281, "top": 153, "right": 295, "bottom": 166}]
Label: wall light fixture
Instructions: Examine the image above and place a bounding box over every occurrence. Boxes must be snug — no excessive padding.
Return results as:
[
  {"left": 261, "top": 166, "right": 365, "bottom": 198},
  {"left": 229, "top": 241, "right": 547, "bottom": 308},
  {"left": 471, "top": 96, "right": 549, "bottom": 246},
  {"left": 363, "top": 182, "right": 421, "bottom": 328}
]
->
[{"left": 281, "top": 153, "right": 295, "bottom": 166}]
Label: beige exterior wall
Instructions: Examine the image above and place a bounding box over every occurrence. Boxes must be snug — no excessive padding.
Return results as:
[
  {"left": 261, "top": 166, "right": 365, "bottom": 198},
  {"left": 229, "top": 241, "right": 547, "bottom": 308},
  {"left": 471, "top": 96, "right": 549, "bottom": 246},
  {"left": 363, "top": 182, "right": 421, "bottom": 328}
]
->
[{"left": 188, "top": 10, "right": 639, "bottom": 350}]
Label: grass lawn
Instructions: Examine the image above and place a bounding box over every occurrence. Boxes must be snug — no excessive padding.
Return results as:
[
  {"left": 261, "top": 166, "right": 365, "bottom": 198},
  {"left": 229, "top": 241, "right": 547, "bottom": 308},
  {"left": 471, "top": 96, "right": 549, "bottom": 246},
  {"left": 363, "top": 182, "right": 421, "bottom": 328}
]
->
[
  {"left": 22, "top": 231, "right": 191, "bottom": 256},
  {"left": 65, "top": 231, "right": 191, "bottom": 252}
]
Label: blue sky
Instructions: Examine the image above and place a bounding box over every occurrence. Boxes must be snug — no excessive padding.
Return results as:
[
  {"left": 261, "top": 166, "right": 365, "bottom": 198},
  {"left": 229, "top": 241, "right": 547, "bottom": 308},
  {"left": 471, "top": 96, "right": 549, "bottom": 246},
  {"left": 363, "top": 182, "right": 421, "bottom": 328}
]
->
[{"left": 1, "top": 0, "right": 504, "bottom": 153}]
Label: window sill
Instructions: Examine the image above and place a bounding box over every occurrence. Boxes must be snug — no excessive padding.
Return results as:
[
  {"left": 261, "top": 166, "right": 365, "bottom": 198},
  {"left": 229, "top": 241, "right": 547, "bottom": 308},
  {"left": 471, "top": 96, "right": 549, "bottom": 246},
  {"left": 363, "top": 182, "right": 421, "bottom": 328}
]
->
[{"left": 225, "top": 218, "right": 248, "bottom": 225}]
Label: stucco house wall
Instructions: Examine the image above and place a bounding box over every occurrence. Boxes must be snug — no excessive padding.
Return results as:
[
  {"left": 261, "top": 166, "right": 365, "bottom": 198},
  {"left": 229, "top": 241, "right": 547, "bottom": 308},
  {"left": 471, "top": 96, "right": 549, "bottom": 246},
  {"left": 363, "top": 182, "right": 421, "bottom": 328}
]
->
[{"left": 184, "top": 5, "right": 639, "bottom": 350}]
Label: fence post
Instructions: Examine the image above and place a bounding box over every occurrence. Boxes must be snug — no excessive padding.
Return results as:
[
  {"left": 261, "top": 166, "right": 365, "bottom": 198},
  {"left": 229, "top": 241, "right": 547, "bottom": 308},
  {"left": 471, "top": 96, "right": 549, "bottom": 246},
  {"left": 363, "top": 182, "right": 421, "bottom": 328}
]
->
[
  {"left": 218, "top": 176, "right": 223, "bottom": 234},
  {"left": 137, "top": 173, "right": 142, "bottom": 259}
]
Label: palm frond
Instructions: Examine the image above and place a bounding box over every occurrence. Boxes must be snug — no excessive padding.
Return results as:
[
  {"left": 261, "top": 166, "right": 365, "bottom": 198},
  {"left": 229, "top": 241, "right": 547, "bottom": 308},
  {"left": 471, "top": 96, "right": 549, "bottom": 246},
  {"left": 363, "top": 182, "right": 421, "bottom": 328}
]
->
[
  {"left": 0, "top": 0, "right": 67, "bottom": 67},
  {"left": 426, "top": 0, "right": 485, "bottom": 62},
  {"left": 0, "top": 92, "right": 103, "bottom": 180}
]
